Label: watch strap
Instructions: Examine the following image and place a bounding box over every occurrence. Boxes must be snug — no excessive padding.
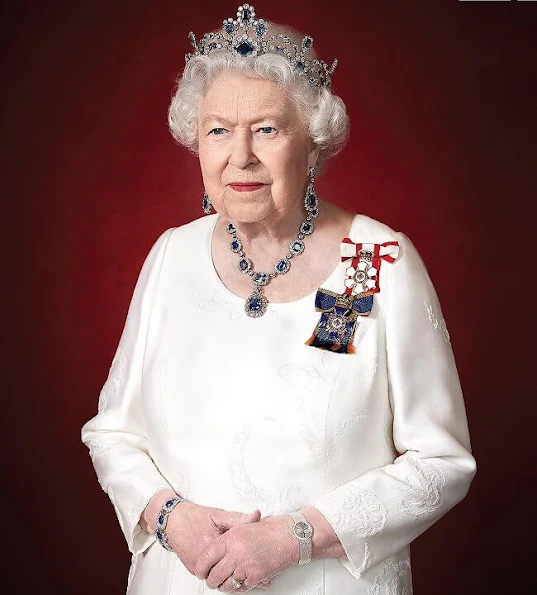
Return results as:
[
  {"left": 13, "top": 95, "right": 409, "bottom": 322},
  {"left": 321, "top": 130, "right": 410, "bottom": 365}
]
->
[{"left": 288, "top": 510, "right": 313, "bottom": 564}]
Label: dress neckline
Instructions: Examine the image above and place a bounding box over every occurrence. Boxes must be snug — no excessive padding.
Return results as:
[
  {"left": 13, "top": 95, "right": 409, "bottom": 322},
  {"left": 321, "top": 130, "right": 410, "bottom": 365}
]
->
[{"left": 205, "top": 213, "right": 362, "bottom": 308}]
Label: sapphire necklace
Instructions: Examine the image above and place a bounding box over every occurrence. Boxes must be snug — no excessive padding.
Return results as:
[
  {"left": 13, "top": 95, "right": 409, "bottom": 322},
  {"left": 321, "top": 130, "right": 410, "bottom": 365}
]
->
[{"left": 226, "top": 185, "right": 319, "bottom": 318}]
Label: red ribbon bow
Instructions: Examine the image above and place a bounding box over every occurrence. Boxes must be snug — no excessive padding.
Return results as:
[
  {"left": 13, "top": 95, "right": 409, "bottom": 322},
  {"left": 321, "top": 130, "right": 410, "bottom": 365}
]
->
[{"left": 340, "top": 239, "right": 400, "bottom": 263}]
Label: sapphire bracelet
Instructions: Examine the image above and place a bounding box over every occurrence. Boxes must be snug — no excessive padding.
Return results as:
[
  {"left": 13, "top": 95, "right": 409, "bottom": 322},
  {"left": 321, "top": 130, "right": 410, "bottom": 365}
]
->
[{"left": 155, "top": 495, "right": 186, "bottom": 552}]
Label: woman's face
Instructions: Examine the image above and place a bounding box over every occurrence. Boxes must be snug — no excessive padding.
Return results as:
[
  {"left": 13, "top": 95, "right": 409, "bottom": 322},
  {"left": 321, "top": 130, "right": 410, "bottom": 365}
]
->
[{"left": 198, "top": 70, "right": 318, "bottom": 224}]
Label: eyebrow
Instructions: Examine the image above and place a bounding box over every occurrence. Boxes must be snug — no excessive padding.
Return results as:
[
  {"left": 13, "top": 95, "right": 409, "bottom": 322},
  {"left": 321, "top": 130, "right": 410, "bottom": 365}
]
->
[
  {"left": 201, "top": 114, "right": 233, "bottom": 127},
  {"left": 200, "top": 113, "right": 286, "bottom": 127}
]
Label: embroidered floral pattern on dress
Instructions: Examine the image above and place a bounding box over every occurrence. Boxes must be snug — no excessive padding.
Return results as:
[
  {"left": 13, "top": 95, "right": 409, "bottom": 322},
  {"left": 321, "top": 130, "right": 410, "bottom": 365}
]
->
[
  {"left": 319, "top": 485, "right": 388, "bottom": 538},
  {"left": 394, "top": 453, "right": 446, "bottom": 518},
  {"left": 368, "top": 558, "right": 411, "bottom": 595},
  {"left": 324, "top": 410, "right": 368, "bottom": 475},
  {"left": 168, "top": 467, "right": 191, "bottom": 501},
  {"left": 425, "top": 299, "right": 451, "bottom": 345},
  {"left": 297, "top": 391, "right": 330, "bottom": 465},
  {"left": 107, "top": 487, "right": 126, "bottom": 534},
  {"left": 194, "top": 287, "right": 244, "bottom": 321},
  {"left": 229, "top": 418, "right": 304, "bottom": 515},
  {"left": 289, "top": 565, "right": 325, "bottom": 595},
  {"left": 95, "top": 349, "right": 125, "bottom": 414},
  {"left": 279, "top": 361, "right": 353, "bottom": 494},
  {"left": 97, "top": 389, "right": 108, "bottom": 413},
  {"left": 108, "top": 348, "right": 126, "bottom": 396},
  {"left": 126, "top": 493, "right": 153, "bottom": 527},
  {"left": 85, "top": 436, "right": 123, "bottom": 464},
  {"left": 350, "top": 540, "right": 373, "bottom": 578},
  {"left": 277, "top": 362, "right": 330, "bottom": 388},
  {"left": 366, "top": 356, "right": 379, "bottom": 381}
]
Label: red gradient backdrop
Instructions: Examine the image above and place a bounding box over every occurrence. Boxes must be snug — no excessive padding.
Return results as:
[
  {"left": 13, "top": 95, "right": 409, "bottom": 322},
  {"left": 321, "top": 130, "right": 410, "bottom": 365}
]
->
[{"left": 3, "top": 1, "right": 536, "bottom": 593}]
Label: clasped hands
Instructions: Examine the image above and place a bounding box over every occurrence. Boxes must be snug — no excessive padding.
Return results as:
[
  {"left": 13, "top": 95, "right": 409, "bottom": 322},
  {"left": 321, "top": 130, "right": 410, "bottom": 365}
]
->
[{"left": 145, "top": 497, "right": 299, "bottom": 592}]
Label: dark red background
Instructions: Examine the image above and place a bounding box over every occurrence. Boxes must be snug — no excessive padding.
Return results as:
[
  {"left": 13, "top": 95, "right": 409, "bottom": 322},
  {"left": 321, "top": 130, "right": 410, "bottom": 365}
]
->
[{"left": 3, "top": 1, "right": 536, "bottom": 593}]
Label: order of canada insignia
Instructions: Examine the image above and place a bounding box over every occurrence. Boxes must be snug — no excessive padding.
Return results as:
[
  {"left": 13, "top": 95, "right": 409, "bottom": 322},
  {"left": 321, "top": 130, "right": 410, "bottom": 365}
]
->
[{"left": 306, "top": 239, "right": 400, "bottom": 354}]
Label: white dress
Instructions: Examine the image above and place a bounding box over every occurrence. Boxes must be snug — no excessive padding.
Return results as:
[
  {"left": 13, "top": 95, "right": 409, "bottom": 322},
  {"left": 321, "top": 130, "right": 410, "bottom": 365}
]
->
[{"left": 81, "top": 213, "right": 476, "bottom": 595}]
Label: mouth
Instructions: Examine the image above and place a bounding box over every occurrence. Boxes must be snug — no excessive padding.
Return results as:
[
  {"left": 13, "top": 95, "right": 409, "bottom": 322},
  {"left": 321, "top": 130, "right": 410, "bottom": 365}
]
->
[{"left": 228, "top": 182, "right": 266, "bottom": 192}]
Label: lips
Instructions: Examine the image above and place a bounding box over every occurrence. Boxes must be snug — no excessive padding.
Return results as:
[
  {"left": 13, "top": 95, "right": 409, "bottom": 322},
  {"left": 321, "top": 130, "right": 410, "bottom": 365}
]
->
[{"left": 228, "top": 182, "right": 265, "bottom": 192}]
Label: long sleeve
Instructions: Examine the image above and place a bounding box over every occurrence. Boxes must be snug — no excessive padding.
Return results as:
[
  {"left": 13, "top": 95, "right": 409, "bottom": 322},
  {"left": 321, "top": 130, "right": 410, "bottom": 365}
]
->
[
  {"left": 81, "top": 228, "right": 176, "bottom": 554},
  {"left": 313, "top": 232, "right": 477, "bottom": 579}
]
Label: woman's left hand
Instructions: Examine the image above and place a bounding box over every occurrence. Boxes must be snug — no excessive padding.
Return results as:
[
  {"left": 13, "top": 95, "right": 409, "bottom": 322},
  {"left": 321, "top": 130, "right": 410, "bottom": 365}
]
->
[{"left": 194, "top": 514, "right": 298, "bottom": 592}]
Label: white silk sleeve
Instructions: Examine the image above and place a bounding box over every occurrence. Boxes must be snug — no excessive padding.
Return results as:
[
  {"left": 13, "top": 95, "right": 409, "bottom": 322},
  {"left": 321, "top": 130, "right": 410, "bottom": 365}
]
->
[
  {"left": 81, "top": 228, "right": 176, "bottom": 554},
  {"left": 313, "top": 232, "right": 477, "bottom": 579}
]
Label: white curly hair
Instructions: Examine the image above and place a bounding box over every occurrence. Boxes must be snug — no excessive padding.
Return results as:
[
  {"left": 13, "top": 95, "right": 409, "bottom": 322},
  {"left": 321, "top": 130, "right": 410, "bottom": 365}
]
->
[{"left": 168, "top": 31, "right": 349, "bottom": 168}]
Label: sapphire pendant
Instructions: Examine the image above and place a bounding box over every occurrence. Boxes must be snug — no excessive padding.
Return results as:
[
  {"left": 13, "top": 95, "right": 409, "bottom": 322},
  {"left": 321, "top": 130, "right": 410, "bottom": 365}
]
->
[{"left": 245, "top": 289, "right": 268, "bottom": 318}]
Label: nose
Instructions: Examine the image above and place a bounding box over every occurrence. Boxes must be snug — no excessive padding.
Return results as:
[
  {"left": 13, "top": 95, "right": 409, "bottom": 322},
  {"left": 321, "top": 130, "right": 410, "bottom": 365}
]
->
[{"left": 229, "top": 130, "right": 258, "bottom": 169}]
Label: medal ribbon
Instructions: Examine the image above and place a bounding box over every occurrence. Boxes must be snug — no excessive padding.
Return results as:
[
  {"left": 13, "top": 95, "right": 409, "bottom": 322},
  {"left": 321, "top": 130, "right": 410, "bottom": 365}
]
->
[{"left": 340, "top": 239, "right": 400, "bottom": 263}]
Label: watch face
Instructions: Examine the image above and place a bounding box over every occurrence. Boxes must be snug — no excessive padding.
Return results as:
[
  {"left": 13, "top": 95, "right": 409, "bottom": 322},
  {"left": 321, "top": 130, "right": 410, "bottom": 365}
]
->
[{"left": 294, "top": 520, "right": 313, "bottom": 539}]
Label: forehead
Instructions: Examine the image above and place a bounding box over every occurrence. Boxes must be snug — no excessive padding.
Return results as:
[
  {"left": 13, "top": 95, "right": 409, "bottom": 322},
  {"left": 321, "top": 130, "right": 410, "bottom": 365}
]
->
[{"left": 200, "top": 71, "right": 297, "bottom": 122}]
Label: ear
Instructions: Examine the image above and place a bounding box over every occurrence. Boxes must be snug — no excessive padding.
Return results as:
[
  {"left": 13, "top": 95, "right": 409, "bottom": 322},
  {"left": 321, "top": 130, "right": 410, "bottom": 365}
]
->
[{"left": 308, "top": 144, "right": 320, "bottom": 169}]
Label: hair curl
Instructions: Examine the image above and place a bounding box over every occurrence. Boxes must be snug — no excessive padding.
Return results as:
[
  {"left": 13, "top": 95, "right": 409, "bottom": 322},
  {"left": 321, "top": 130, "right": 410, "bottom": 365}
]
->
[{"left": 167, "top": 51, "right": 349, "bottom": 168}]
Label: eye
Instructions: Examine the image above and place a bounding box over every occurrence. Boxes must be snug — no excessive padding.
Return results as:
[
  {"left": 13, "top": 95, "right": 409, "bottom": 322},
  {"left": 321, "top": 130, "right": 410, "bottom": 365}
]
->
[
  {"left": 257, "top": 126, "right": 277, "bottom": 134},
  {"left": 208, "top": 128, "right": 228, "bottom": 136}
]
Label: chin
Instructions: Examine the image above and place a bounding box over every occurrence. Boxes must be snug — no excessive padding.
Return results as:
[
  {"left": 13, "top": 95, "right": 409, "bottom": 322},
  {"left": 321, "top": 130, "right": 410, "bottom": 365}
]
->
[
  {"left": 228, "top": 211, "right": 273, "bottom": 225},
  {"left": 223, "top": 199, "right": 275, "bottom": 225}
]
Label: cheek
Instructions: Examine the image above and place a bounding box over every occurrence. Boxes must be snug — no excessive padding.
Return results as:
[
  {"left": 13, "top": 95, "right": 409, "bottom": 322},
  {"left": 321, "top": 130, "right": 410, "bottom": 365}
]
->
[
  {"left": 199, "top": 147, "right": 226, "bottom": 184},
  {"left": 268, "top": 145, "right": 308, "bottom": 189}
]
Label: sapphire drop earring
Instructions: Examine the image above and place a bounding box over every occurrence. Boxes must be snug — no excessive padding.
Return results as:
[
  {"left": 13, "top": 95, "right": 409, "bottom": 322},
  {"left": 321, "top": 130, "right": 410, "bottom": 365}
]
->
[
  {"left": 304, "top": 167, "right": 319, "bottom": 218},
  {"left": 202, "top": 191, "right": 212, "bottom": 214}
]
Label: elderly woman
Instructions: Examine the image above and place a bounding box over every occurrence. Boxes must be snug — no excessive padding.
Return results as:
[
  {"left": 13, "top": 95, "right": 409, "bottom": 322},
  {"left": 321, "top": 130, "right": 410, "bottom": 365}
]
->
[{"left": 81, "top": 4, "right": 476, "bottom": 594}]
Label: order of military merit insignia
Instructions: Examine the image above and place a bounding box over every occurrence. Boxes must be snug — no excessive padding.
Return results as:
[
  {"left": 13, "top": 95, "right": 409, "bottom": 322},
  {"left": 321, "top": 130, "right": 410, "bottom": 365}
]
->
[{"left": 306, "top": 239, "right": 400, "bottom": 353}]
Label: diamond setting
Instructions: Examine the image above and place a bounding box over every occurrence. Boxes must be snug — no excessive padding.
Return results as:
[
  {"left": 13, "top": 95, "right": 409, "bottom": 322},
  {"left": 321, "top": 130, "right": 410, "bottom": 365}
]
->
[
  {"left": 252, "top": 272, "right": 271, "bottom": 286},
  {"left": 238, "top": 257, "right": 252, "bottom": 273},
  {"left": 300, "top": 221, "right": 314, "bottom": 235},
  {"left": 290, "top": 240, "right": 305, "bottom": 255},
  {"left": 245, "top": 290, "right": 268, "bottom": 318},
  {"left": 234, "top": 34, "right": 258, "bottom": 56},
  {"left": 327, "top": 313, "right": 346, "bottom": 334},
  {"left": 230, "top": 238, "right": 243, "bottom": 253},
  {"left": 275, "top": 258, "right": 291, "bottom": 274},
  {"left": 185, "top": 4, "right": 338, "bottom": 88}
]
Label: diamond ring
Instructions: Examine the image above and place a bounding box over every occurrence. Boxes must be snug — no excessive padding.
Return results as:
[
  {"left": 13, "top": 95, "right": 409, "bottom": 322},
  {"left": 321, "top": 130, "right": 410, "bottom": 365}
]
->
[{"left": 230, "top": 575, "right": 243, "bottom": 590}]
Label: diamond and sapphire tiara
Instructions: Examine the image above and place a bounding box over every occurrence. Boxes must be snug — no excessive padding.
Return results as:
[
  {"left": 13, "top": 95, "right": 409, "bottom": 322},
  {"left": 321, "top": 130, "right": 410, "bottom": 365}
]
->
[{"left": 185, "top": 3, "right": 338, "bottom": 89}]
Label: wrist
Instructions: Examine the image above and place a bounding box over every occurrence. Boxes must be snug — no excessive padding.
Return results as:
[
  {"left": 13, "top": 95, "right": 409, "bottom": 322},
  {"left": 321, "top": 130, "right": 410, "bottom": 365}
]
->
[
  {"left": 301, "top": 505, "right": 345, "bottom": 560},
  {"left": 284, "top": 510, "right": 314, "bottom": 565},
  {"left": 154, "top": 494, "right": 188, "bottom": 551},
  {"left": 141, "top": 489, "right": 177, "bottom": 533},
  {"left": 282, "top": 515, "right": 301, "bottom": 565}
]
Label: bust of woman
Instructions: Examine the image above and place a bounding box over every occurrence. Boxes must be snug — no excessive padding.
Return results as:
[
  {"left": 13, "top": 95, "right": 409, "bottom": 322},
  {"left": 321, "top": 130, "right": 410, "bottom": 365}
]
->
[{"left": 82, "top": 4, "right": 476, "bottom": 594}]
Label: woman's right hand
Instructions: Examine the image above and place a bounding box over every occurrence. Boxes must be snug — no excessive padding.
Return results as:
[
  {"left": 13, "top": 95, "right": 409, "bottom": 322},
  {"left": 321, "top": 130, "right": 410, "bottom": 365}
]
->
[{"left": 141, "top": 491, "right": 272, "bottom": 590}]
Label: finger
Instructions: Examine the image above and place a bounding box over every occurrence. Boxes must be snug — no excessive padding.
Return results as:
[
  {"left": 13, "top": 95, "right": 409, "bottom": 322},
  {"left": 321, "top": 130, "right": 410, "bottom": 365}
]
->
[
  {"left": 194, "top": 537, "right": 226, "bottom": 580},
  {"left": 218, "top": 574, "right": 248, "bottom": 593},
  {"left": 212, "top": 509, "right": 261, "bottom": 531},
  {"left": 238, "top": 509, "right": 261, "bottom": 523},
  {"left": 205, "top": 558, "right": 236, "bottom": 590},
  {"left": 216, "top": 575, "right": 241, "bottom": 593},
  {"left": 234, "top": 576, "right": 269, "bottom": 593}
]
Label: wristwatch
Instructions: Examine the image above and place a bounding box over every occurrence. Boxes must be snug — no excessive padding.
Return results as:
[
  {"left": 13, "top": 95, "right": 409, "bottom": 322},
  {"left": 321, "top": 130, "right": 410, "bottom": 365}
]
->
[{"left": 288, "top": 510, "right": 313, "bottom": 564}]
